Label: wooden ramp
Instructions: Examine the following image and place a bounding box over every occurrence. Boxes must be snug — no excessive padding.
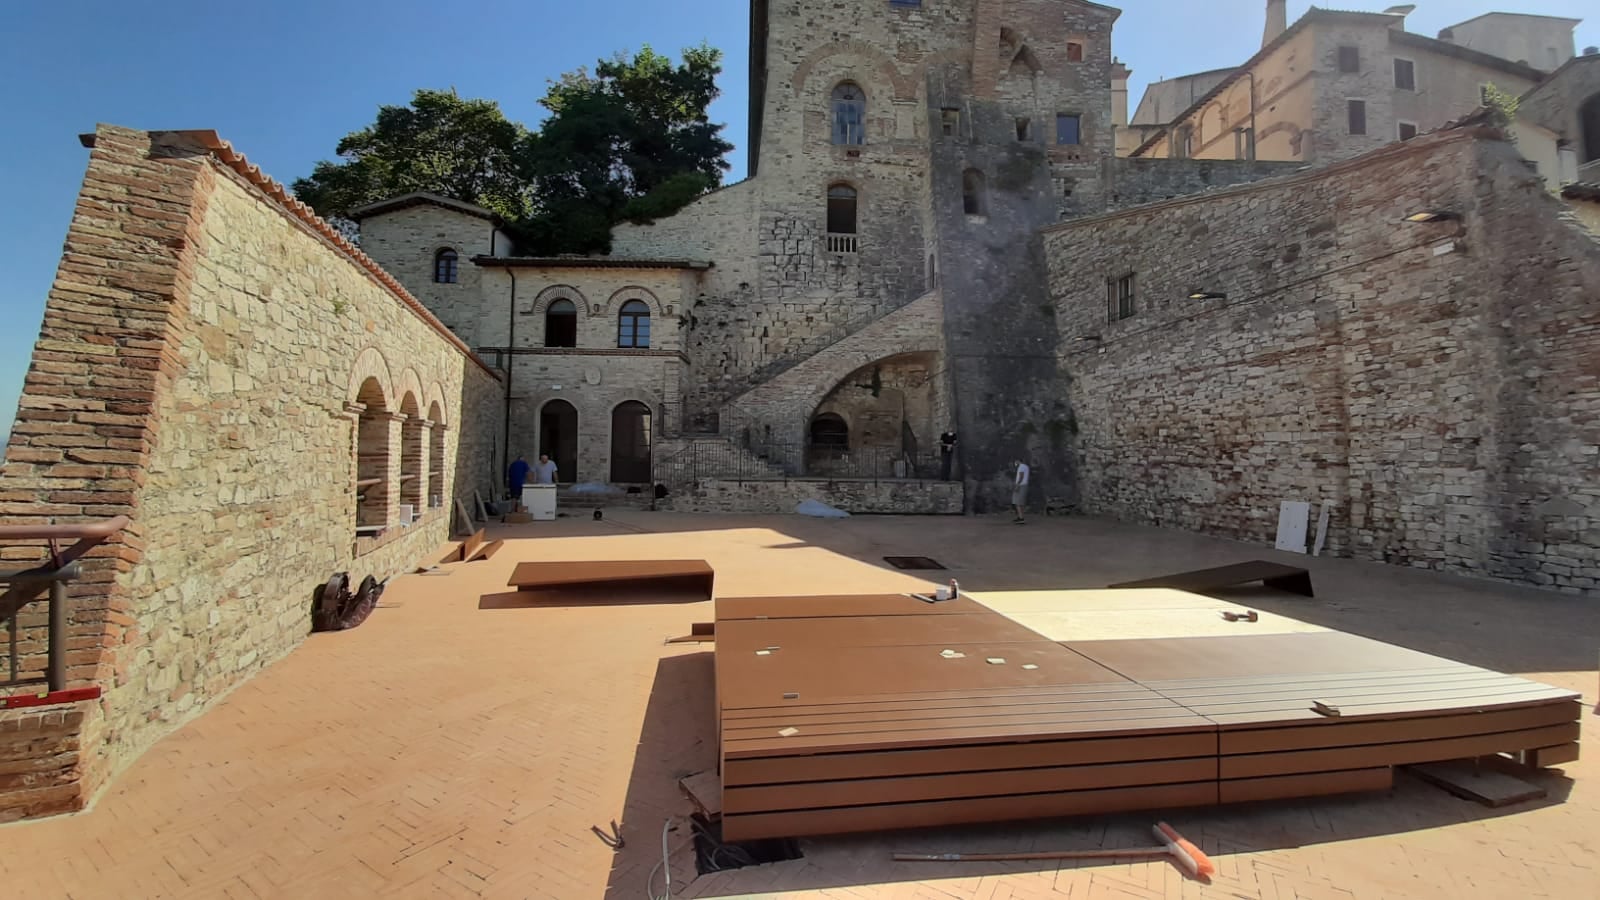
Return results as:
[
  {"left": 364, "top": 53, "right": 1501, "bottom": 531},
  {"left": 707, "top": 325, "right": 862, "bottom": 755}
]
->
[
  {"left": 507, "top": 560, "right": 714, "bottom": 601},
  {"left": 713, "top": 590, "right": 1579, "bottom": 841},
  {"left": 1109, "top": 560, "right": 1314, "bottom": 597}
]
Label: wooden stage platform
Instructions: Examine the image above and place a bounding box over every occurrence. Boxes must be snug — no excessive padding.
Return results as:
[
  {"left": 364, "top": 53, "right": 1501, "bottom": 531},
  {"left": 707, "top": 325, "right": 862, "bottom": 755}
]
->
[{"left": 712, "top": 589, "right": 1580, "bottom": 841}]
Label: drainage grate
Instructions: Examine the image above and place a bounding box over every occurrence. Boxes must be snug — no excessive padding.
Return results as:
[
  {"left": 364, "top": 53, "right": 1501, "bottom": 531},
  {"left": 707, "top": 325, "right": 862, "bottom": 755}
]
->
[
  {"left": 884, "top": 556, "right": 947, "bottom": 570},
  {"left": 690, "top": 814, "right": 802, "bottom": 874}
]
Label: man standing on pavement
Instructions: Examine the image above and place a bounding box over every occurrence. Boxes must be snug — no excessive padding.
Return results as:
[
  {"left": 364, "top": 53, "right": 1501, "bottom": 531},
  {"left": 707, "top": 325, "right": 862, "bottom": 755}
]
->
[
  {"left": 507, "top": 454, "right": 531, "bottom": 509},
  {"left": 1011, "top": 458, "right": 1030, "bottom": 524},
  {"left": 939, "top": 430, "right": 957, "bottom": 481},
  {"left": 533, "top": 453, "right": 559, "bottom": 484}
]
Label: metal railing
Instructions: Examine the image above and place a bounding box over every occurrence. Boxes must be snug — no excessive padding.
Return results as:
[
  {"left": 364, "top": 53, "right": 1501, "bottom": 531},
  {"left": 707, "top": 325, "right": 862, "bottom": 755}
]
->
[{"left": 0, "top": 516, "right": 129, "bottom": 694}]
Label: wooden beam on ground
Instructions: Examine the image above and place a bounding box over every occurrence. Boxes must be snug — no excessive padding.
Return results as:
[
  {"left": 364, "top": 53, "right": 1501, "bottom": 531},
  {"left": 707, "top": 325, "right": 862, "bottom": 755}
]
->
[{"left": 1408, "top": 759, "right": 1548, "bottom": 807}]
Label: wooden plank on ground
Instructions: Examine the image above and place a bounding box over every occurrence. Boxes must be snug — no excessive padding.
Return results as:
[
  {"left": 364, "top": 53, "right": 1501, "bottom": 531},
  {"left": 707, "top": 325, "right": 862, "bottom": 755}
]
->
[
  {"left": 1407, "top": 760, "right": 1547, "bottom": 807},
  {"left": 1218, "top": 721, "right": 1580, "bottom": 779},
  {"left": 720, "top": 780, "right": 1217, "bottom": 842},
  {"left": 465, "top": 539, "right": 503, "bottom": 563},
  {"left": 1220, "top": 767, "right": 1393, "bottom": 804},
  {"left": 678, "top": 770, "right": 723, "bottom": 818},
  {"left": 1221, "top": 701, "right": 1581, "bottom": 754}
]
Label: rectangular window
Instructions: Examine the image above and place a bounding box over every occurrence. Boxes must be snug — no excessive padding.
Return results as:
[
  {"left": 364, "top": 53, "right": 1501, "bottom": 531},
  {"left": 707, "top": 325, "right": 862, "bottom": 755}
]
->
[
  {"left": 1067, "top": 42, "right": 1084, "bottom": 62},
  {"left": 1234, "top": 127, "right": 1255, "bottom": 160},
  {"left": 940, "top": 108, "right": 960, "bottom": 137},
  {"left": 1015, "top": 117, "right": 1031, "bottom": 141},
  {"left": 1056, "top": 113, "right": 1081, "bottom": 145},
  {"left": 1393, "top": 58, "right": 1415, "bottom": 90},
  {"left": 1338, "top": 45, "right": 1360, "bottom": 73},
  {"left": 1347, "top": 99, "right": 1366, "bottom": 135},
  {"left": 1397, "top": 121, "right": 1417, "bottom": 141},
  {"left": 1108, "top": 274, "right": 1136, "bottom": 321}
]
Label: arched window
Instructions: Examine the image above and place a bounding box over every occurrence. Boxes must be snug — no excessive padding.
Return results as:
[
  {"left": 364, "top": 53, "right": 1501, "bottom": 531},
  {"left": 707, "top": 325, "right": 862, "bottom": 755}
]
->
[
  {"left": 810, "top": 413, "right": 849, "bottom": 449},
  {"left": 827, "top": 185, "right": 858, "bottom": 234},
  {"left": 831, "top": 82, "right": 866, "bottom": 145},
  {"left": 545, "top": 299, "right": 577, "bottom": 347},
  {"left": 963, "top": 169, "right": 987, "bottom": 216},
  {"left": 617, "top": 300, "right": 651, "bottom": 348},
  {"left": 427, "top": 401, "right": 446, "bottom": 508},
  {"left": 354, "top": 377, "right": 391, "bottom": 530},
  {"left": 434, "top": 248, "right": 459, "bottom": 284},
  {"left": 1581, "top": 92, "right": 1600, "bottom": 163}
]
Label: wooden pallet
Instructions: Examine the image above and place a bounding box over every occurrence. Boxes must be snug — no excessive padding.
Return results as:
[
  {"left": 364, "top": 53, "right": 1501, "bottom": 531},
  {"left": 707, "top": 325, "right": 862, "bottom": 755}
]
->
[
  {"left": 507, "top": 559, "right": 714, "bottom": 600},
  {"left": 1109, "top": 560, "right": 1314, "bottom": 597},
  {"left": 713, "top": 592, "right": 1579, "bottom": 841}
]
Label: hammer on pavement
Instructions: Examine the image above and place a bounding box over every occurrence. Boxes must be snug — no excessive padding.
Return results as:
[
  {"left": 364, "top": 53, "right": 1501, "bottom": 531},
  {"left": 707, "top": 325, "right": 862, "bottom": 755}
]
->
[{"left": 893, "top": 821, "right": 1216, "bottom": 880}]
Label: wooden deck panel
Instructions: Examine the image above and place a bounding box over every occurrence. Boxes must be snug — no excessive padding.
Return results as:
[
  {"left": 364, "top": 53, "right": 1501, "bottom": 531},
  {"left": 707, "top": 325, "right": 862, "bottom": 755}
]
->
[
  {"left": 506, "top": 559, "right": 713, "bottom": 598},
  {"left": 715, "top": 590, "right": 1581, "bottom": 841}
]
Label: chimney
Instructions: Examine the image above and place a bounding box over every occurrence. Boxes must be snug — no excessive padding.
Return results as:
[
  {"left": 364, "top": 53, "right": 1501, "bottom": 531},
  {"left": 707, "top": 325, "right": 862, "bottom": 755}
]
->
[
  {"left": 1263, "top": 0, "right": 1288, "bottom": 47},
  {"left": 1111, "top": 59, "right": 1131, "bottom": 128}
]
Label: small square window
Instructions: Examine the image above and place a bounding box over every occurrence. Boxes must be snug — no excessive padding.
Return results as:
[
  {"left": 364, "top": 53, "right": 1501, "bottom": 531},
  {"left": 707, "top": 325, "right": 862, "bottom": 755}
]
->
[
  {"left": 1393, "top": 58, "right": 1415, "bottom": 90},
  {"left": 1056, "top": 113, "right": 1081, "bottom": 145},
  {"left": 1015, "top": 117, "right": 1031, "bottom": 141},
  {"left": 1347, "top": 99, "right": 1366, "bottom": 135},
  {"left": 1338, "top": 45, "right": 1360, "bottom": 73},
  {"left": 940, "top": 108, "right": 960, "bottom": 137},
  {"left": 1398, "top": 122, "right": 1417, "bottom": 141},
  {"left": 1067, "top": 42, "right": 1084, "bottom": 62}
]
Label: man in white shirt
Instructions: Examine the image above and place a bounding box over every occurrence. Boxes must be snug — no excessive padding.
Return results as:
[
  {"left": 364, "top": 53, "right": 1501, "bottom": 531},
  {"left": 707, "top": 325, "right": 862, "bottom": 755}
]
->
[
  {"left": 1012, "top": 459, "right": 1030, "bottom": 524},
  {"left": 533, "top": 453, "right": 559, "bottom": 484}
]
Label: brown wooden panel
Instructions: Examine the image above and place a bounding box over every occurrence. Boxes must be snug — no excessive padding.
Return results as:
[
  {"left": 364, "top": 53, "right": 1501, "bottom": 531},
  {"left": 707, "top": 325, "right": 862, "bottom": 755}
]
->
[
  {"left": 1150, "top": 669, "right": 1527, "bottom": 701},
  {"left": 1220, "top": 767, "right": 1393, "bottom": 804},
  {"left": 725, "top": 707, "right": 1215, "bottom": 759},
  {"left": 1207, "top": 690, "right": 1580, "bottom": 728},
  {"left": 718, "top": 640, "right": 1131, "bottom": 711},
  {"left": 716, "top": 613, "right": 1046, "bottom": 652},
  {"left": 723, "top": 684, "right": 1165, "bottom": 721},
  {"left": 1067, "top": 632, "right": 1459, "bottom": 681},
  {"left": 726, "top": 694, "right": 1177, "bottom": 730},
  {"left": 1220, "top": 722, "right": 1581, "bottom": 779},
  {"left": 1135, "top": 665, "right": 1470, "bottom": 692},
  {"left": 724, "top": 757, "right": 1217, "bottom": 814},
  {"left": 723, "top": 731, "right": 1220, "bottom": 786},
  {"left": 1521, "top": 742, "right": 1581, "bottom": 769},
  {"left": 1189, "top": 684, "right": 1579, "bottom": 720},
  {"left": 717, "top": 593, "right": 990, "bottom": 620},
  {"left": 720, "top": 781, "right": 1218, "bottom": 842},
  {"left": 725, "top": 700, "right": 1192, "bottom": 743},
  {"left": 1221, "top": 701, "right": 1581, "bottom": 755},
  {"left": 1109, "top": 560, "right": 1311, "bottom": 595},
  {"left": 508, "top": 559, "right": 713, "bottom": 590}
]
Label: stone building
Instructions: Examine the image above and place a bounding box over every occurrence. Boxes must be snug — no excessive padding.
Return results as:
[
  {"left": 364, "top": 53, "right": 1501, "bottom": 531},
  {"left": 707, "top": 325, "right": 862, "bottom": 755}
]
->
[
  {"left": 1518, "top": 50, "right": 1600, "bottom": 185},
  {"left": 1130, "top": 4, "right": 1550, "bottom": 163},
  {"left": 1437, "top": 11, "right": 1581, "bottom": 71}
]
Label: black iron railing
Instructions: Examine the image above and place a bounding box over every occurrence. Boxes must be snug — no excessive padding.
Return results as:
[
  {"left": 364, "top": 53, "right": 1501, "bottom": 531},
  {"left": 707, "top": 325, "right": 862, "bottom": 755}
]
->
[
  {"left": 0, "top": 516, "right": 129, "bottom": 694},
  {"left": 654, "top": 442, "right": 949, "bottom": 489}
]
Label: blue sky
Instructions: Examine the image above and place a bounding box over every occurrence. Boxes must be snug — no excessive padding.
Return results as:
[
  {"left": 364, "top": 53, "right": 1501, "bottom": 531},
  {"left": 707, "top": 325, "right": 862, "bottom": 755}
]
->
[{"left": 1, "top": 0, "right": 1595, "bottom": 448}]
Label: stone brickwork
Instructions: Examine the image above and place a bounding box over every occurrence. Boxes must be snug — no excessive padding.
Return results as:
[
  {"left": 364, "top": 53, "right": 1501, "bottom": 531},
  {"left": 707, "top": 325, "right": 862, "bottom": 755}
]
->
[
  {"left": 1518, "top": 55, "right": 1600, "bottom": 163},
  {"left": 662, "top": 477, "right": 962, "bottom": 515},
  {"left": 1045, "top": 128, "right": 1600, "bottom": 593},
  {"left": 354, "top": 201, "right": 513, "bottom": 347},
  {"left": 1107, "top": 158, "right": 1305, "bottom": 209},
  {"left": 0, "top": 125, "right": 501, "bottom": 821}
]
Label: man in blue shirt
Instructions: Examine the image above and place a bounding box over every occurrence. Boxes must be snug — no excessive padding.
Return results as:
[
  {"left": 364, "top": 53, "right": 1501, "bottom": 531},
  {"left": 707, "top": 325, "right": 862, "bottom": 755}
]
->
[{"left": 507, "top": 455, "right": 531, "bottom": 505}]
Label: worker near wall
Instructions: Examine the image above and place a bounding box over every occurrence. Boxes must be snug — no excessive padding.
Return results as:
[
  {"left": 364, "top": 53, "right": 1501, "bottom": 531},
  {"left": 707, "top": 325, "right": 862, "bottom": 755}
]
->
[
  {"left": 507, "top": 455, "right": 531, "bottom": 503},
  {"left": 533, "top": 453, "right": 559, "bottom": 484}
]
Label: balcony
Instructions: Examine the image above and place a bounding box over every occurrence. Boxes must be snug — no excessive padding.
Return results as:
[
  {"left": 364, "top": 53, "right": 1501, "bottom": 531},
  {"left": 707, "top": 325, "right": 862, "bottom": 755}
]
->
[{"left": 825, "top": 233, "right": 859, "bottom": 254}]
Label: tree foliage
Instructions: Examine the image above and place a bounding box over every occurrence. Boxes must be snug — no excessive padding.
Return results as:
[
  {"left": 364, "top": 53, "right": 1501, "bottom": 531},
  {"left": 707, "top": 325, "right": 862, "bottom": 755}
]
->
[{"left": 293, "top": 45, "right": 733, "bottom": 255}]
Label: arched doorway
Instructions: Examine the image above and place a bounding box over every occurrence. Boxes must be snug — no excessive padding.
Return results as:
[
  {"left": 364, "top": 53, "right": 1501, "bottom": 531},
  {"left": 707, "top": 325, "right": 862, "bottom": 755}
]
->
[
  {"left": 539, "top": 399, "right": 578, "bottom": 484},
  {"left": 1582, "top": 92, "right": 1600, "bottom": 164},
  {"left": 610, "top": 401, "right": 653, "bottom": 483}
]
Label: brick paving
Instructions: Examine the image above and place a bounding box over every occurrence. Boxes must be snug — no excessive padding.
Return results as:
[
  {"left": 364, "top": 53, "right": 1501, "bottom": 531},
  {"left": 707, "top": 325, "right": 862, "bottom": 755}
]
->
[{"left": 1, "top": 512, "right": 1595, "bottom": 899}]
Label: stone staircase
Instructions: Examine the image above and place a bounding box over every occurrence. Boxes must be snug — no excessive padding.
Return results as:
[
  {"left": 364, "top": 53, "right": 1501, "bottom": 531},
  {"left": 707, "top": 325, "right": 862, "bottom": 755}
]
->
[{"left": 651, "top": 435, "right": 792, "bottom": 490}]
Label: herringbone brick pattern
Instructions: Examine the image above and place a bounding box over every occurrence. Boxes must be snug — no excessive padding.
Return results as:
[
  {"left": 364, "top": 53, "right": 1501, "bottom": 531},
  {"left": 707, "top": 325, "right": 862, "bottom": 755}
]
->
[{"left": 0, "top": 513, "right": 1594, "bottom": 899}]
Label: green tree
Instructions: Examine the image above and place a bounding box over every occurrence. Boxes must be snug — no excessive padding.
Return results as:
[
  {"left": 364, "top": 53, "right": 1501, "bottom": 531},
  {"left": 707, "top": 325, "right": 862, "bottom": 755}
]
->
[
  {"left": 292, "top": 89, "right": 532, "bottom": 222},
  {"left": 518, "top": 44, "right": 734, "bottom": 254}
]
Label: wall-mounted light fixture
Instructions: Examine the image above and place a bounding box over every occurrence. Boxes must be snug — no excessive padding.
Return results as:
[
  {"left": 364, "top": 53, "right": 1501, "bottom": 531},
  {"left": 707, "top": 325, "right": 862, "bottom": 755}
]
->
[
  {"left": 1187, "top": 290, "right": 1228, "bottom": 300},
  {"left": 1402, "top": 210, "right": 1460, "bottom": 223}
]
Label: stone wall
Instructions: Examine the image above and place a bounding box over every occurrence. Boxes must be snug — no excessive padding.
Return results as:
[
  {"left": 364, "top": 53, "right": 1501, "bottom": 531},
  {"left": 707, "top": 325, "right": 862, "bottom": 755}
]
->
[
  {"left": 662, "top": 477, "right": 962, "bottom": 515},
  {"left": 1106, "top": 158, "right": 1306, "bottom": 209},
  {"left": 0, "top": 125, "right": 501, "bottom": 821},
  {"left": 1518, "top": 55, "right": 1600, "bottom": 163},
  {"left": 1044, "top": 128, "right": 1600, "bottom": 593},
  {"left": 354, "top": 203, "right": 511, "bottom": 346}
]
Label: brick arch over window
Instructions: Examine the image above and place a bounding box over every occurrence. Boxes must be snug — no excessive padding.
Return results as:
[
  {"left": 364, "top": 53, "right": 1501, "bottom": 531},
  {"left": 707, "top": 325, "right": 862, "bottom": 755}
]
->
[
  {"left": 347, "top": 347, "right": 395, "bottom": 406},
  {"left": 395, "top": 367, "right": 426, "bottom": 415},
  {"left": 525, "top": 284, "right": 590, "bottom": 319},
  {"left": 599, "top": 286, "right": 665, "bottom": 318},
  {"left": 792, "top": 40, "right": 918, "bottom": 102},
  {"left": 424, "top": 382, "right": 449, "bottom": 428}
]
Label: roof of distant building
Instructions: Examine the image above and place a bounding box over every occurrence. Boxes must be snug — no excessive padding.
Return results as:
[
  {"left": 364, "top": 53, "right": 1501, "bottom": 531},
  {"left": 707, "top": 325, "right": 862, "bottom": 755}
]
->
[
  {"left": 1131, "top": 6, "right": 1545, "bottom": 157},
  {"left": 471, "top": 256, "right": 713, "bottom": 271},
  {"left": 1521, "top": 50, "right": 1600, "bottom": 104},
  {"left": 348, "top": 192, "right": 503, "bottom": 223},
  {"left": 1442, "top": 12, "right": 1582, "bottom": 32},
  {"left": 1130, "top": 68, "right": 1237, "bottom": 126}
]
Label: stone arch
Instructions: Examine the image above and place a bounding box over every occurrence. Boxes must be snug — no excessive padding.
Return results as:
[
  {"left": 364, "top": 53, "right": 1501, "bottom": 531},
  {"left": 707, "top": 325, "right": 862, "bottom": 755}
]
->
[
  {"left": 805, "top": 351, "right": 940, "bottom": 476},
  {"left": 395, "top": 367, "right": 426, "bottom": 416},
  {"left": 424, "top": 382, "right": 448, "bottom": 427},
  {"left": 802, "top": 345, "right": 941, "bottom": 406},
  {"left": 792, "top": 40, "right": 918, "bottom": 102},
  {"left": 599, "top": 286, "right": 664, "bottom": 318},
  {"left": 526, "top": 284, "right": 590, "bottom": 318},
  {"left": 347, "top": 347, "right": 394, "bottom": 406}
]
